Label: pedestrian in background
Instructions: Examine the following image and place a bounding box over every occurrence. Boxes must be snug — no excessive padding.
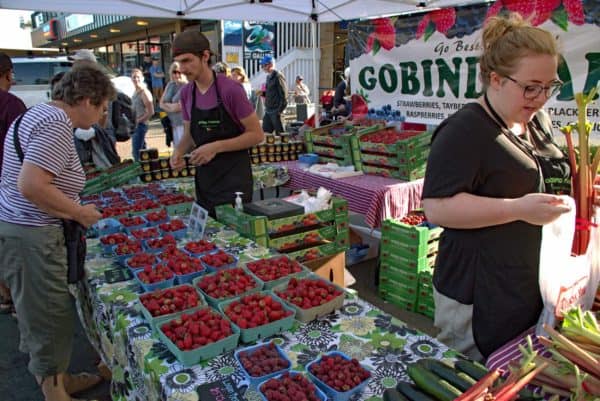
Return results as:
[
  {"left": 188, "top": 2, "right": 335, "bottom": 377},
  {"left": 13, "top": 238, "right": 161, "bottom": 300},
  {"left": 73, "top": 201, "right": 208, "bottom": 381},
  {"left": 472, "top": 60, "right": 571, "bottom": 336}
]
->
[
  {"left": 0, "top": 52, "right": 26, "bottom": 317},
  {"left": 293, "top": 75, "right": 310, "bottom": 104},
  {"left": 160, "top": 61, "right": 187, "bottom": 148},
  {"left": 130, "top": 68, "right": 154, "bottom": 161},
  {"left": 149, "top": 58, "right": 165, "bottom": 107},
  {"left": 260, "top": 54, "right": 287, "bottom": 134},
  {"left": 231, "top": 66, "right": 252, "bottom": 101}
]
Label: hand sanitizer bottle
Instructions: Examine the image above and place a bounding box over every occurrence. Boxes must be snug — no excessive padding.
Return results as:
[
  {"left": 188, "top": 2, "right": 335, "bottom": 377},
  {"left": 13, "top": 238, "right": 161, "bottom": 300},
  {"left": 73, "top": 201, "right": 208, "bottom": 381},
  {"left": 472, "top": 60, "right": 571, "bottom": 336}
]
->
[{"left": 234, "top": 192, "right": 244, "bottom": 212}]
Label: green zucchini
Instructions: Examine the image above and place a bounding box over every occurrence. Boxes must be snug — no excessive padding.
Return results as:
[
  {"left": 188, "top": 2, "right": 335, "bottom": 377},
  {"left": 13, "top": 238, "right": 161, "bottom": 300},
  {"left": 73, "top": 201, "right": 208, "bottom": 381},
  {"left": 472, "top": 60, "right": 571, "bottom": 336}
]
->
[
  {"left": 395, "top": 382, "right": 437, "bottom": 401},
  {"left": 454, "top": 359, "right": 488, "bottom": 381},
  {"left": 416, "top": 359, "right": 475, "bottom": 392},
  {"left": 383, "top": 388, "right": 412, "bottom": 401},
  {"left": 407, "top": 364, "right": 463, "bottom": 401}
]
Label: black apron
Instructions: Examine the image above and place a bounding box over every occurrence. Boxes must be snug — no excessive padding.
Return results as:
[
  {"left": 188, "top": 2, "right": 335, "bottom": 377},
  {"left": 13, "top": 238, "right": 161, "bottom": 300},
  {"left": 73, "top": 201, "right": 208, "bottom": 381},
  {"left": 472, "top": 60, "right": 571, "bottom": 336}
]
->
[
  {"left": 473, "top": 95, "right": 572, "bottom": 357},
  {"left": 190, "top": 73, "right": 253, "bottom": 217}
]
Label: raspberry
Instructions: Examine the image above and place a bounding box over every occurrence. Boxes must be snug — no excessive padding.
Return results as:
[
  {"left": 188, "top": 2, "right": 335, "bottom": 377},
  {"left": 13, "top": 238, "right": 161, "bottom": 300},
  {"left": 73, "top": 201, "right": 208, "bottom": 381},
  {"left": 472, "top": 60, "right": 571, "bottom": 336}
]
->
[
  {"left": 372, "top": 18, "right": 396, "bottom": 50},
  {"left": 563, "top": 0, "right": 585, "bottom": 25},
  {"left": 504, "top": 0, "right": 537, "bottom": 18},
  {"left": 430, "top": 8, "right": 457, "bottom": 33},
  {"left": 531, "top": 0, "right": 561, "bottom": 25},
  {"left": 416, "top": 14, "right": 431, "bottom": 39},
  {"left": 485, "top": 0, "right": 505, "bottom": 21}
]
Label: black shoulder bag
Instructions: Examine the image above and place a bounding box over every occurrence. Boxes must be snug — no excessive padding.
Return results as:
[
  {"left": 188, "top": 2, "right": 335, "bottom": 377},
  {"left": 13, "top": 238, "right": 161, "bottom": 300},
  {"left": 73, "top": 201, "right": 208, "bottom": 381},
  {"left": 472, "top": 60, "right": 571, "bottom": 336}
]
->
[{"left": 12, "top": 113, "right": 87, "bottom": 284}]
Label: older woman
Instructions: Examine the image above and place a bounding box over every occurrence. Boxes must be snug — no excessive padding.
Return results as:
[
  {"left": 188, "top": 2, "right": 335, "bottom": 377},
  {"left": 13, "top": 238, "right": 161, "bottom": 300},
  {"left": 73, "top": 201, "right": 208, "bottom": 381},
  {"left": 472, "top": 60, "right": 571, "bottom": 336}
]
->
[
  {"left": 159, "top": 62, "right": 187, "bottom": 148},
  {"left": 231, "top": 66, "right": 252, "bottom": 101},
  {"left": 0, "top": 63, "right": 116, "bottom": 401},
  {"left": 422, "top": 13, "right": 571, "bottom": 361},
  {"left": 131, "top": 68, "right": 154, "bottom": 161}
]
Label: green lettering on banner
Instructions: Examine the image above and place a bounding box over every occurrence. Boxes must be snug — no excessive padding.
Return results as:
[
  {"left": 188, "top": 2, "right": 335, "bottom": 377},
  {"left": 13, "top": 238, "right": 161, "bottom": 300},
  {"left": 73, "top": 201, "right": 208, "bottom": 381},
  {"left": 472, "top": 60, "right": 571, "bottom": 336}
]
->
[
  {"left": 464, "top": 57, "right": 483, "bottom": 99},
  {"left": 557, "top": 54, "right": 574, "bottom": 101},
  {"left": 421, "top": 59, "right": 434, "bottom": 97},
  {"left": 583, "top": 53, "right": 600, "bottom": 99},
  {"left": 436, "top": 57, "right": 461, "bottom": 97},
  {"left": 359, "top": 66, "right": 376, "bottom": 90},
  {"left": 399, "top": 61, "right": 419, "bottom": 94},
  {"left": 380, "top": 63, "right": 398, "bottom": 93}
]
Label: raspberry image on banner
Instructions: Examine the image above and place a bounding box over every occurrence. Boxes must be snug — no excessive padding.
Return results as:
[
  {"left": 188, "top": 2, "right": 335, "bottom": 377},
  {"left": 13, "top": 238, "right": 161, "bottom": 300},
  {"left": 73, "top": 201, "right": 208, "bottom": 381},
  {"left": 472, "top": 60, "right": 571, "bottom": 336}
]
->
[
  {"left": 430, "top": 8, "right": 457, "bottom": 33},
  {"left": 564, "top": 0, "right": 585, "bottom": 25},
  {"left": 416, "top": 14, "right": 431, "bottom": 39},
  {"left": 531, "top": 0, "right": 561, "bottom": 26}
]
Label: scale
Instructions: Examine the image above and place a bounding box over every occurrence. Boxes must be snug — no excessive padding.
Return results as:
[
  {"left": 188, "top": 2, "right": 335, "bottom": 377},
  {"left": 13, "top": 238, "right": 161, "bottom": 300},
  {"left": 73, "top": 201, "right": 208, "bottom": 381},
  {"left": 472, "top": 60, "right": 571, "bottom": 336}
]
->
[{"left": 243, "top": 199, "right": 305, "bottom": 220}]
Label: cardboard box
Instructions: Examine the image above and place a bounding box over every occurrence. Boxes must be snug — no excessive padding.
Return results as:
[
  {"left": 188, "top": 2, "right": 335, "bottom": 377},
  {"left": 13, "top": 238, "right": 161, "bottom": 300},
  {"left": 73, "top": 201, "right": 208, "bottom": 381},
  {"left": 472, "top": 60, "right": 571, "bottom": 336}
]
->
[{"left": 303, "top": 251, "right": 346, "bottom": 288}]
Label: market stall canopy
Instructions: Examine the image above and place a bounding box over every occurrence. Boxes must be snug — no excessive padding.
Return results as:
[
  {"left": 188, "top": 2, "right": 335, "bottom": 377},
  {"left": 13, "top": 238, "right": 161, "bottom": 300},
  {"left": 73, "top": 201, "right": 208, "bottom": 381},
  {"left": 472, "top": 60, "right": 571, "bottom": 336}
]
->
[{"left": 0, "top": 0, "right": 489, "bottom": 22}]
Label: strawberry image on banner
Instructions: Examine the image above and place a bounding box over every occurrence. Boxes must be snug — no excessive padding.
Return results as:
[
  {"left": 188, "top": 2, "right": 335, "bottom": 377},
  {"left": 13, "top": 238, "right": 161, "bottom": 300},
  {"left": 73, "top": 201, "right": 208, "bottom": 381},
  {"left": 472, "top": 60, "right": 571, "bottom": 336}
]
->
[{"left": 485, "top": 0, "right": 586, "bottom": 29}]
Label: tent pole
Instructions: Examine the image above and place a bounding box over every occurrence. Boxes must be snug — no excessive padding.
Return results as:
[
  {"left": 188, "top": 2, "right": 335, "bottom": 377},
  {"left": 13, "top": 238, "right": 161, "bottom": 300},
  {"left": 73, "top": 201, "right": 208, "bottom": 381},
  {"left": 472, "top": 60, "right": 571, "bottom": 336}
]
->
[{"left": 311, "top": 13, "right": 320, "bottom": 128}]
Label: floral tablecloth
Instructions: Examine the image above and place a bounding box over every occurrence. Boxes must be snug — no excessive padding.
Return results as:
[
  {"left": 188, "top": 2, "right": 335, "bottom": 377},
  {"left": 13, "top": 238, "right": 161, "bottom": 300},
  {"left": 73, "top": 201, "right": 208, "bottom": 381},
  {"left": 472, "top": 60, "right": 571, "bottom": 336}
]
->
[{"left": 76, "top": 218, "right": 457, "bottom": 401}]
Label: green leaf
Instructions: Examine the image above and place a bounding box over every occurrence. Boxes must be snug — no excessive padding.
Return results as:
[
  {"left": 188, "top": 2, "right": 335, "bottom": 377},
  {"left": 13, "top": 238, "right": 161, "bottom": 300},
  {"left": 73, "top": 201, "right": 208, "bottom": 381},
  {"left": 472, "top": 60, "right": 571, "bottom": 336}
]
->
[
  {"left": 145, "top": 357, "right": 169, "bottom": 376},
  {"left": 366, "top": 309, "right": 381, "bottom": 317},
  {"left": 290, "top": 343, "right": 307, "bottom": 353},
  {"left": 551, "top": 6, "right": 569, "bottom": 31},
  {"left": 423, "top": 21, "right": 436, "bottom": 42},
  {"left": 331, "top": 324, "right": 342, "bottom": 332},
  {"left": 372, "top": 39, "right": 381, "bottom": 55}
]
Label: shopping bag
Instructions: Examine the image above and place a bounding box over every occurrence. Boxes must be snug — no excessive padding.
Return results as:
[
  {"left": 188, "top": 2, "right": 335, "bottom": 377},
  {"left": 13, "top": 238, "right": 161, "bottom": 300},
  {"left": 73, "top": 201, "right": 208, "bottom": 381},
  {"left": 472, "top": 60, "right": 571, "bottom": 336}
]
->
[{"left": 536, "top": 197, "right": 599, "bottom": 336}]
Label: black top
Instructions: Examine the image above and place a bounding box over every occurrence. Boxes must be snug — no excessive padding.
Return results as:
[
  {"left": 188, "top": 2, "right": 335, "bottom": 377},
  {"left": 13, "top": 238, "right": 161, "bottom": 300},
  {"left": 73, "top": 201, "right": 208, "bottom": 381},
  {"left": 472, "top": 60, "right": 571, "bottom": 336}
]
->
[
  {"left": 264, "top": 70, "right": 288, "bottom": 112},
  {"left": 422, "top": 102, "right": 569, "bottom": 357}
]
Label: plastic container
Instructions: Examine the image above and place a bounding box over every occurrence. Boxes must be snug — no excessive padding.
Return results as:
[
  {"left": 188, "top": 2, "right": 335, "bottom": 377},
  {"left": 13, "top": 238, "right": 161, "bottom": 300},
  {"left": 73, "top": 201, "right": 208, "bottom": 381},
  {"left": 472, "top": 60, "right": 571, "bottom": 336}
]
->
[
  {"left": 218, "top": 291, "right": 296, "bottom": 343},
  {"left": 234, "top": 342, "right": 291, "bottom": 388},
  {"left": 159, "top": 225, "right": 188, "bottom": 240},
  {"left": 298, "top": 153, "right": 319, "bottom": 166},
  {"left": 134, "top": 267, "right": 176, "bottom": 293},
  {"left": 174, "top": 265, "right": 206, "bottom": 285},
  {"left": 99, "top": 232, "right": 130, "bottom": 255},
  {"left": 95, "top": 218, "right": 122, "bottom": 237},
  {"left": 273, "top": 277, "right": 345, "bottom": 323},
  {"left": 257, "top": 372, "right": 327, "bottom": 401},
  {"left": 121, "top": 216, "right": 148, "bottom": 234},
  {"left": 143, "top": 236, "right": 178, "bottom": 255},
  {"left": 305, "top": 351, "right": 371, "bottom": 401},
  {"left": 155, "top": 307, "right": 240, "bottom": 366},
  {"left": 125, "top": 253, "right": 158, "bottom": 272},
  {"left": 182, "top": 240, "right": 218, "bottom": 258},
  {"left": 200, "top": 251, "right": 239, "bottom": 273},
  {"left": 193, "top": 268, "right": 263, "bottom": 308},
  {"left": 345, "top": 244, "right": 370, "bottom": 266},
  {"left": 245, "top": 256, "right": 311, "bottom": 290},
  {"left": 138, "top": 284, "right": 206, "bottom": 330}
]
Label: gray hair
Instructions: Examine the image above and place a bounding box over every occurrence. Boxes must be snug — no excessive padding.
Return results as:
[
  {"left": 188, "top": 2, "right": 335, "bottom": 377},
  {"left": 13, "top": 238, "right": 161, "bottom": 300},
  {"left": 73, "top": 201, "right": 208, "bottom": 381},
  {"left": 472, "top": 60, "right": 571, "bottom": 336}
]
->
[{"left": 52, "top": 63, "right": 116, "bottom": 106}]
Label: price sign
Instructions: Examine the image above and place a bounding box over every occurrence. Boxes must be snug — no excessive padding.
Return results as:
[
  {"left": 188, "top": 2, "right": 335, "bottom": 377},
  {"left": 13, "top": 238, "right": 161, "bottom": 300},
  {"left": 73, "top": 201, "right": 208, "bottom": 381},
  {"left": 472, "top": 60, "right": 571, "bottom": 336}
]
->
[{"left": 188, "top": 203, "right": 209, "bottom": 239}]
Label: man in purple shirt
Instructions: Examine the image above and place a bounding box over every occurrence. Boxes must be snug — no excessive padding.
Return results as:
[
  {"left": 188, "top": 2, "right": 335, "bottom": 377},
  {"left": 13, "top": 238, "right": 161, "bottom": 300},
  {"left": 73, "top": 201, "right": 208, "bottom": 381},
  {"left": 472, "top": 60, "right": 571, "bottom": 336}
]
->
[
  {"left": 170, "top": 30, "right": 264, "bottom": 216},
  {"left": 0, "top": 52, "right": 27, "bottom": 178}
]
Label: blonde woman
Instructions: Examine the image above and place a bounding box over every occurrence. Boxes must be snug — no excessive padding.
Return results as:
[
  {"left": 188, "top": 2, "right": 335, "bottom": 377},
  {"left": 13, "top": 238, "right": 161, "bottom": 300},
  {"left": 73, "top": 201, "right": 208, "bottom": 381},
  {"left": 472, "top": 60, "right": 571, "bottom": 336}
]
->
[
  {"left": 231, "top": 66, "right": 253, "bottom": 101},
  {"left": 160, "top": 62, "right": 187, "bottom": 147},
  {"left": 130, "top": 68, "right": 154, "bottom": 161},
  {"left": 422, "top": 13, "right": 571, "bottom": 360}
]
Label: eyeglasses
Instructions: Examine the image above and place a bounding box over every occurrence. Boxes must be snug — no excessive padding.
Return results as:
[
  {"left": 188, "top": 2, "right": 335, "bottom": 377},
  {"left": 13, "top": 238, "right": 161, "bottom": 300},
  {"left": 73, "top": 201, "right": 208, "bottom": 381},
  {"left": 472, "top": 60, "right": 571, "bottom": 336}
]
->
[
  {"left": 504, "top": 75, "right": 563, "bottom": 99},
  {"left": 172, "top": 70, "right": 181, "bottom": 74}
]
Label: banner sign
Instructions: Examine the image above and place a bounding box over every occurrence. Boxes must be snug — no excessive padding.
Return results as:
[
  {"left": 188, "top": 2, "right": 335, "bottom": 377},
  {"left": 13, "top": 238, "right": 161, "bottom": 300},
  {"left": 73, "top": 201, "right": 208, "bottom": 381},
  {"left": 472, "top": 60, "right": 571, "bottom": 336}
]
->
[
  {"left": 348, "top": 1, "right": 600, "bottom": 136},
  {"left": 243, "top": 21, "right": 276, "bottom": 61}
]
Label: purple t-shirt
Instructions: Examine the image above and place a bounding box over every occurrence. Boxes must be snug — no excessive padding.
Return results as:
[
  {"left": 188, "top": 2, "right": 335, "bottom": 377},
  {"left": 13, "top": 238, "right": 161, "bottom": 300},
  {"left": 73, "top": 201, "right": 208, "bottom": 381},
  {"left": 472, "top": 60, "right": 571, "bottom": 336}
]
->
[
  {"left": 0, "top": 90, "right": 27, "bottom": 176},
  {"left": 180, "top": 75, "right": 254, "bottom": 130}
]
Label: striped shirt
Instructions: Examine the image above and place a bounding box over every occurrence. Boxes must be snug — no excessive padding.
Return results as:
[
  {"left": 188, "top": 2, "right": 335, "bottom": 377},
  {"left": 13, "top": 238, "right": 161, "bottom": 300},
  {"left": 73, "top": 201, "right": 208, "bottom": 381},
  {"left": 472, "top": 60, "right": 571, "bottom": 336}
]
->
[{"left": 0, "top": 103, "right": 85, "bottom": 227}]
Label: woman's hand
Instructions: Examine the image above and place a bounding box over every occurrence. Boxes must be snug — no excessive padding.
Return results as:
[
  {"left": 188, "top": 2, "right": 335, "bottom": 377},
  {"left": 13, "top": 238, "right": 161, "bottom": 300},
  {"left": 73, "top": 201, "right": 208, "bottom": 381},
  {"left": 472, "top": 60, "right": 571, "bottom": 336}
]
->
[
  {"left": 77, "top": 204, "right": 102, "bottom": 228},
  {"left": 513, "top": 193, "right": 572, "bottom": 226},
  {"left": 188, "top": 142, "right": 219, "bottom": 166}
]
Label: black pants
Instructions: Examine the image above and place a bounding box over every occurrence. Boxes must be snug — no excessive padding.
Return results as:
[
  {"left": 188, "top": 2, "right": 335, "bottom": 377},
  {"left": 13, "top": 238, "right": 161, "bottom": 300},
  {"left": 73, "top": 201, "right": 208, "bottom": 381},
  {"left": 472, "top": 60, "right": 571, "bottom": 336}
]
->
[{"left": 262, "top": 109, "right": 284, "bottom": 134}]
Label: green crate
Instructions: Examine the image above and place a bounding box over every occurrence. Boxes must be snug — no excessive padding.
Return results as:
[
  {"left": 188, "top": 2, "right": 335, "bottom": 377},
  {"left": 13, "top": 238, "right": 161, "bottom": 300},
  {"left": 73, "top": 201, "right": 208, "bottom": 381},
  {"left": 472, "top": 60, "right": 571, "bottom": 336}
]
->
[
  {"left": 415, "top": 303, "right": 435, "bottom": 319},
  {"left": 419, "top": 271, "right": 433, "bottom": 287},
  {"left": 358, "top": 129, "right": 433, "bottom": 154},
  {"left": 154, "top": 307, "right": 240, "bottom": 366},
  {"left": 380, "top": 251, "right": 436, "bottom": 273},
  {"left": 379, "top": 280, "right": 418, "bottom": 301},
  {"left": 360, "top": 147, "right": 429, "bottom": 168},
  {"left": 335, "top": 229, "right": 350, "bottom": 251},
  {"left": 378, "top": 286, "right": 416, "bottom": 311},
  {"left": 218, "top": 291, "right": 296, "bottom": 343},
  {"left": 284, "top": 242, "right": 340, "bottom": 263},
  {"left": 379, "top": 262, "right": 419, "bottom": 284},
  {"left": 215, "top": 205, "right": 268, "bottom": 237},
  {"left": 380, "top": 235, "right": 439, "bottom": 260},
  {"left": 417, "top": 294, "right": 435, "bottom": 309},
  {"left": 382, "top": 220, "right": 443, "bottom": 244},
  {"left": 268, "top": 225, "right": 337, "bottom": 252},
  {"left": 361, "top": 162, "right": 426, "bottom": 181}
]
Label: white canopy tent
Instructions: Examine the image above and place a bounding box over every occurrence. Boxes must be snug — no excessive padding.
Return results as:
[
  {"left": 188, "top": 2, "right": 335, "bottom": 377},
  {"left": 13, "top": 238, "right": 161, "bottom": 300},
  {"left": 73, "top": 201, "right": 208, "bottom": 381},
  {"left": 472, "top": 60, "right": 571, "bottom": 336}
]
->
[{"left": 1, "top": 0, "right": 488, "bottom": 125}]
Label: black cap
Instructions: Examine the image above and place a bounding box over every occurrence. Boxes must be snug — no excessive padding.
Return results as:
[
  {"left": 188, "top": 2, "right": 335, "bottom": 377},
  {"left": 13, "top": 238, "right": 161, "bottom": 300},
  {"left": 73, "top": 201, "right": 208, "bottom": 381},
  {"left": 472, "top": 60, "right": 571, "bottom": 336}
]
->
[
  {"left": 172, "top": 30, "right": 211, "bottom": 58},
  {"left": 0, "top": 52, "right": 13, "bottom": 74}
]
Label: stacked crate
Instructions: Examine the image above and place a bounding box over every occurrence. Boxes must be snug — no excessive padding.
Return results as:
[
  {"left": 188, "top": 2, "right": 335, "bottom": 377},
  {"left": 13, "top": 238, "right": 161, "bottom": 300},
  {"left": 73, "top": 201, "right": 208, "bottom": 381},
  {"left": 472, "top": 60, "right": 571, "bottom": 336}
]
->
[
  {"left": 358, "top": 128, "right": 432, "bottom": 180},
  {"left": 416, "top": 271, "right": 435, "bottom": 319},
  {"left": 304, "top": 122, "right": 373, "bottom": 170},
  {"left": 215, "top": 197, "right": 349, "bottom": 263},
  {"left": 378, "top": 214, "right": 442, "bottom": 314}
]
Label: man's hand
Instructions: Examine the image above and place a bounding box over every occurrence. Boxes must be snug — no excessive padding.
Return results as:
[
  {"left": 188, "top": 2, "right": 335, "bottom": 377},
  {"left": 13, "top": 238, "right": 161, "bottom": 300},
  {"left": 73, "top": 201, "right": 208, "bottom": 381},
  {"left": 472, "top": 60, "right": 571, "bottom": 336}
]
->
[
  {"left": 188, "top": 142, "right": 219, "bottom": 166},
  {"left": 170, "top": 149, "right": 186, "bottom": 171}
]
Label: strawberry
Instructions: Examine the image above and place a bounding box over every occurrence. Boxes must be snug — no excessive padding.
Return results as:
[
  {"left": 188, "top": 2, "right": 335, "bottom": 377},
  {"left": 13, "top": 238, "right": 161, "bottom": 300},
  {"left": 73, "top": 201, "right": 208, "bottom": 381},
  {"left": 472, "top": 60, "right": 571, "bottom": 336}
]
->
[
  {"left": 430, "top": 8, "right": 456, "bottom": 34},
  {"left": 563, "top": 0, "right": 585, "bottom": 25},
  {"left": 351, "top": 94, "right": 369, "bottom": 119}
]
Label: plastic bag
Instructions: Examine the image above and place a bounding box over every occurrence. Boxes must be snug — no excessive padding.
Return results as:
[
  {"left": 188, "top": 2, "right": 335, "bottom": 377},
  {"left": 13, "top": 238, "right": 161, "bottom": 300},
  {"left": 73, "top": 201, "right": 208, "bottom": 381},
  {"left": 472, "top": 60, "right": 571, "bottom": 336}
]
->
[{"left": 536, "top": 197, "right": 600, "bottom": 336}]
